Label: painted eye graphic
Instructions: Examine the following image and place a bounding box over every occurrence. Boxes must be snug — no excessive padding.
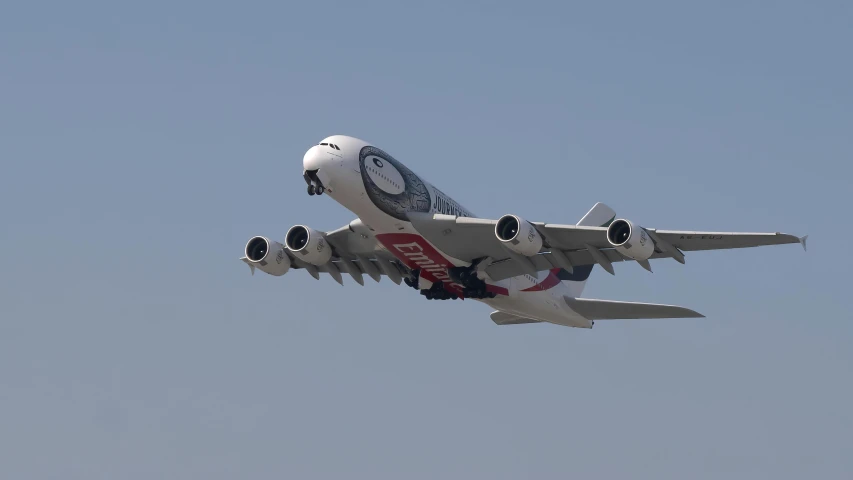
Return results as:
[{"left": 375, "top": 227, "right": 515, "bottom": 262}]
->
[{"left": 373, "top": 158, "right": 384, "bottom": 168}]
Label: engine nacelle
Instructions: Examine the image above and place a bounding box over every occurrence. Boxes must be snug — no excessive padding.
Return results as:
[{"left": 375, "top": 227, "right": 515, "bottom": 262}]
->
[
  {"left": 606, "top": 219, "right": 655, "bottom": 260},
  {"left": 244, "top": 236, "right": 290, "bottom": 276},
  {"left": 285, "top": 225, "right": 332, "bottom": 265},
  {"left": 495, "top": 214, "right": 543, "bottom": 256}
]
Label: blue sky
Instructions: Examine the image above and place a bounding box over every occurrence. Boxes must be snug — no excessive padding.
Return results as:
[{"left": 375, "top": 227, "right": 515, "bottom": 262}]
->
[{"left": 1, "top": 1, "right": 851, "bottom": 478}]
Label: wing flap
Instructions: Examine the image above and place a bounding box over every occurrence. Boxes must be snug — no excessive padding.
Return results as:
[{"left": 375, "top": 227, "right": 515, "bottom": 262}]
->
[
  {"left": 484, "top": 249, "right": 673, "bottom": 281},
  {"left": 563, "top": 297, "right": 704, "bottom": 320}
]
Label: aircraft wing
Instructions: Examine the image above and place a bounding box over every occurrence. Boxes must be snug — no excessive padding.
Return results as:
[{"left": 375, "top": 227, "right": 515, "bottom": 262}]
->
[
  {"left": 242, "top": 219, "right": 411, "bottom": 285},
  {"left": 407, "top": 212, "right": 806, "bottom": 280},
  {"left": 563, "top": 297, "right": 704, "bottom": 320}
]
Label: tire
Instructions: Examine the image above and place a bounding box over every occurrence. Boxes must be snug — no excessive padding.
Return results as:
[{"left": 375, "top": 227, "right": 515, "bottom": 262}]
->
[{"left": 307, "top": 185, "right": 316, "bottom": 195}]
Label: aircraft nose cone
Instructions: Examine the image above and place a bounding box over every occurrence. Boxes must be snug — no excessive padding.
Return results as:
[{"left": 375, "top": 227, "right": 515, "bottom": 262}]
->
[{"left": 303, "top": 146, "right": 333, "bottom": 172}]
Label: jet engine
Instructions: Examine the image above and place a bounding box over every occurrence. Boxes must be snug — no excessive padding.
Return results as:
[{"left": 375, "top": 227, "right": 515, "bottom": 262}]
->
[
  {"left": 495, "top": 214, "right": 543, "bottom": 256},
  {"left": 606, "top": 219, "right": 655, "bottom": 260},
  {"left": 285, "top": 225, "right": 332, "bottom": 265},
  {"left": 244, "top": 236, "right": 290, "bottom": 276}
]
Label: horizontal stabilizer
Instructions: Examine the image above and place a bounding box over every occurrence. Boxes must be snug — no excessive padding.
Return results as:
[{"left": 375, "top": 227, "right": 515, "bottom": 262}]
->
[
  {"left": 490, "top": 311, "right": 542, "bottom": 326},
  {"left": 563, "top": 297, "right": 704, "bottom": 320}
]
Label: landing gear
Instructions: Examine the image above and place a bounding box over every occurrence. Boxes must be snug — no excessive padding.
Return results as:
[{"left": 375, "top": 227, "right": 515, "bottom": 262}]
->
[
  {"left": 403, "top": 269, "right": 421, "bottom": 290},
  {"left": 420, "top": 282, "right": 459, "bottom": 301},
  {"left": 462, "top": 287, "right": 497, "bottom": 299},
  {"left": 448, "top": 266, "right": 496, "bottom": 299},
  {"left": 409, "top": 266, "right": 495, "bottom": 301},
  {"left": 304, "top": 170, "right": 326, "bottom": 196}
]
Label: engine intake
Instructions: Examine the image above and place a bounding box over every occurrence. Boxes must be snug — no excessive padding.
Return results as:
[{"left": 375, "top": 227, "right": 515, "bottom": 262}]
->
[
  {"left": 495, "top": 214, "right": 543, "bottom": 256},
  {"left": 606, "top": 219, "right": 654, "bottom": 260},
  {"left": 285, "top": 225, "right": 332, "bottom": 265},
  {"left": 244, "top": 236, "right": 290, "bottom": 276}
]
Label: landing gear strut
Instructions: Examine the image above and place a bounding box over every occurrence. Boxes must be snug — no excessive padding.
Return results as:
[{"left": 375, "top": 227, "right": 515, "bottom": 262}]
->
[{"left": 403, "top": 269, "right": 421, "bottom": 290}]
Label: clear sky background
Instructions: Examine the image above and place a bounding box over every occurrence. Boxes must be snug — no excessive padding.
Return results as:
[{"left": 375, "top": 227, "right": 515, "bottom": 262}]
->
[{"left": 1, "top": 1, "right": 851, "bottom": 478}]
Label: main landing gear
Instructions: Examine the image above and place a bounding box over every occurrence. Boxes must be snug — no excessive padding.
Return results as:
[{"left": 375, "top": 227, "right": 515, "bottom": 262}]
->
[
  {"left": 407, "top": 267, "right": 498, "bottom": 301},
  {"left": 403, "top": 269, "right": 421, "bottom": 290},
  {"left": 403, "top": 270, "right": 455, "bottom": 300},
  {"left": 449, "top": 267, "right": 497, "bottom": 300},
  {"left": 304, "top": 170, "right": 325, "bottom": 196},
  {"left": 421, "top": 281, "right": 459, "bottom": 301}
]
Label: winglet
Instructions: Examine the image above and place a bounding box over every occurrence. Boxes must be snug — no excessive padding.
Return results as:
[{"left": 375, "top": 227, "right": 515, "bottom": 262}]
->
[{"left": 799, "top": 235, "right": 808, "bottom": 252}]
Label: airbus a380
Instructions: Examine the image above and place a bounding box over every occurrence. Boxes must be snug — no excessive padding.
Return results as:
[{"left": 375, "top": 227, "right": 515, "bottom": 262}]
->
[{"left": 241, "top": 135, "right": 807, "bottom": 329}]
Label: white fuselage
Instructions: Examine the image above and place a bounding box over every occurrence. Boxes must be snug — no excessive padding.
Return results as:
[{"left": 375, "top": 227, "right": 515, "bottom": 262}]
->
[{"left": 303, "top": 135, "right": 592, "bottom": 328}]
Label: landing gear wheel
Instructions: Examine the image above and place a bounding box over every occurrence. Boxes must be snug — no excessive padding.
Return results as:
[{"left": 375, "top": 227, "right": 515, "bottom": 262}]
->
[
  {"left": 316, "top": 185, "right": 325, "bottom": 195},
  {"left": 307, "top": 185, "right": 316, "bottom": 195}
]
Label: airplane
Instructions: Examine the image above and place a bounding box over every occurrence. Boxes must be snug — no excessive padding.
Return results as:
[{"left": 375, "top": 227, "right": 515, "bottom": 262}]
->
[{"left": 240, "top": 135, "right": 807, "bottom": 329}]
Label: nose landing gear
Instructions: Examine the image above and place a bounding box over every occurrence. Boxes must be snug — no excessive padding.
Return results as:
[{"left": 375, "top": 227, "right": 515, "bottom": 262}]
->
[
  {"left": 306, "top": 185, "right": 325, "bottom": 196},
  {"left": 304, "top": 170, "right": 326, "bottom": 196}
]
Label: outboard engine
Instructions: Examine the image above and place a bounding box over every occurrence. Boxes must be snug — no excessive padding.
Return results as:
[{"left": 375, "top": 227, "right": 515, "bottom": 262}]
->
[{"left": 606, "top": 219, "right": 655, "bottom": 260}]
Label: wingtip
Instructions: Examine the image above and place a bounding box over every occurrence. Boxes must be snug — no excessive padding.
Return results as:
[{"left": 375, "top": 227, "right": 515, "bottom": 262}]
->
[
  {"left": 799, "top": 235, "right": 808, "bottom": 252},
  {"left": 680, "top": 307, "right": 705, "bottom": 318}
]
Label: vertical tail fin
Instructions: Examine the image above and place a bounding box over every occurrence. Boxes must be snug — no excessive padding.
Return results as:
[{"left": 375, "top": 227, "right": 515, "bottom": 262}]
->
[
  {"left": 561, "top": 203, "right": 616, "bottom": 297},
  {"left": 577, "top": 202, "right": 616, "bottom": 228}
]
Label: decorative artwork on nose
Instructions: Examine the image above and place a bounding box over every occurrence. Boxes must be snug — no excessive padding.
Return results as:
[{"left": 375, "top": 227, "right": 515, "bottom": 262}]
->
[
  {"left": 364, "top": 154, "right": 405, "bottom": 194},
  {"left": 359, "top": 146, "right": 431, "bottom": 221}
]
